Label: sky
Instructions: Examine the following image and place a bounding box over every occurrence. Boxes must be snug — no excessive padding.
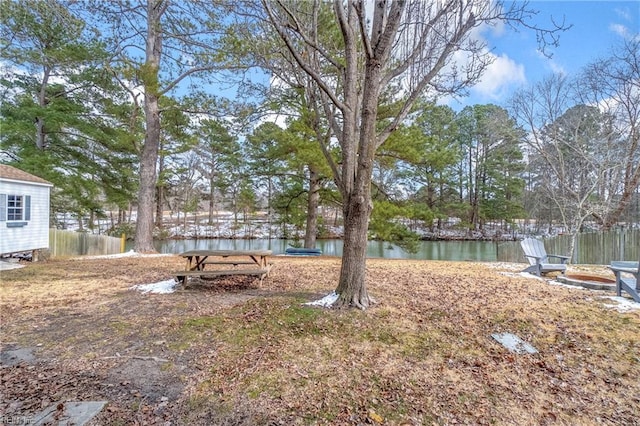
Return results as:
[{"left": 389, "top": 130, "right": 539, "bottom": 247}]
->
[{"left": 450, "top": 0, "right": 640, "bottom": 110}]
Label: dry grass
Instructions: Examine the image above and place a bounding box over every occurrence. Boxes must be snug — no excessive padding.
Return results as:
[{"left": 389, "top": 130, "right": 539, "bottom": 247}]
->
[{"left": 1, "top": 255, "right": 639, "bottom": 425}]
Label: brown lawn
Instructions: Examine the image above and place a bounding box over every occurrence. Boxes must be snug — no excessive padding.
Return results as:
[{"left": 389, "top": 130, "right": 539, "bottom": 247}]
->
[{"left": 0, "top": 255, "right": 638, "bottom": 425}]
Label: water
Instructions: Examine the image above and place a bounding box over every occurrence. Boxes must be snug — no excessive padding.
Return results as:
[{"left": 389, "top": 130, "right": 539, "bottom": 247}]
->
[{"left": 142, "top": 239, "right": 500, "bottom": 261}]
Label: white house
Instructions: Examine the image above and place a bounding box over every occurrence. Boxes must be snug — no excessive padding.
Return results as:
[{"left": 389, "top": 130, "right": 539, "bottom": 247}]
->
[{"left": 0, "top": 165, "right": 53, "bottom": 257}]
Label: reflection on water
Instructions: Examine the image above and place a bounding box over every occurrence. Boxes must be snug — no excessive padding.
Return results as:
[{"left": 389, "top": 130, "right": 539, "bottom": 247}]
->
[{"left": 145, "top": 239, "right": 498, "bottom": 261}]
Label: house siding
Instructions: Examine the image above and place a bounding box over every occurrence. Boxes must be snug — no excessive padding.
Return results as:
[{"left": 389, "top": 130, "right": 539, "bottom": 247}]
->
[{"left": 0, "top": 179, "right": 51, "bottom": 255}]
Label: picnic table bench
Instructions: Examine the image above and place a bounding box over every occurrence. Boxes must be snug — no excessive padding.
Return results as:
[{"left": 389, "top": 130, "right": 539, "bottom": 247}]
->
[{"left": 175, "top": 249, "right": 273, "bottom": 286}]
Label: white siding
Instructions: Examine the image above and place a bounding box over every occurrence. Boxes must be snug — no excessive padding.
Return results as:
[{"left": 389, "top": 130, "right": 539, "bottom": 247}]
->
[{"left": 0, "top": 180, "right": 51, "bottom": 254}]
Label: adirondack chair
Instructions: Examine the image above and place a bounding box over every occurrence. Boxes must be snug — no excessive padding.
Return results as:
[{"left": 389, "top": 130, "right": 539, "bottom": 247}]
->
[
  {"left": 609, "top": 259, "right": 640, "bottom": 302},
  {"left": 520, "top": 237, "right": 570, "bottom": 277}
]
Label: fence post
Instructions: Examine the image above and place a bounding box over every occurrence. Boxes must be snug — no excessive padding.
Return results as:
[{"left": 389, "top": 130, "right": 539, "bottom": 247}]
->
[{"left": 121, "top": 233, "right": 126, "bottom": 253}]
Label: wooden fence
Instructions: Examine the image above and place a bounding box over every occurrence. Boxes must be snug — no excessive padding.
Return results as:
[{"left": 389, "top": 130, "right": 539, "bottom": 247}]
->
[
  {"left": 497, "top": 229, "right": 640, "bottom": 265},
  {"left": 50, "top": 229, "right": 123, "bottom": 257}
]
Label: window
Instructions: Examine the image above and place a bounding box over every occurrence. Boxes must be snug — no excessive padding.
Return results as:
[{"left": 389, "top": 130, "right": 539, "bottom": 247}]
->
[
  {"left": 0, "top": 194, "right": 31, "bottom": 223},
  {"left": 8, "top": 195, "right": 24, "bottom": 220}
]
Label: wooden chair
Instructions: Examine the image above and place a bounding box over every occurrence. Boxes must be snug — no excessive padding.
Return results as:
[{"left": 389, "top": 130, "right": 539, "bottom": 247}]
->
[
  {"left": 520, "top": 237, "right": 570, "bottom": 277},
  {"left": 609, "top": 259, "right": 640, "bottom": 302}
]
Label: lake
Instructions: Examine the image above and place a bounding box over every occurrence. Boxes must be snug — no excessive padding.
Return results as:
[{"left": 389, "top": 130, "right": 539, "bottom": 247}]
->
[{"left": 146, "top": 239, "right": 501, "bottom": 261}]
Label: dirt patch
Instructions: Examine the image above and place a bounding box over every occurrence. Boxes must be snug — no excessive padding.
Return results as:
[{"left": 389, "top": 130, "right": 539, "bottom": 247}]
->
[
  {"left": 107, "top": 357, "right": 184, "bottom": 402},
  {"left": 1, "top": 256, "right": 639, "bottom": 425}
]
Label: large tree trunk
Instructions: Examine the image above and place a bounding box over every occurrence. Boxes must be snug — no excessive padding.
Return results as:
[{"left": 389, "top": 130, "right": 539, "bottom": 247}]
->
[
  {"left": 155, "top": 141, "right": 165, "bottom": 228},
  {"left": 35, "top": 66, "right": 51, "bottom": 150},
  {"left": 134, "top": 0, "right": 162, "bottom": 253},
  {"left": 304, "top": 166, "right": 320, "bottom": 248},
  {"left": 335, "top": 186, "right": 373, "bottom": 309},
  {"left": 134, "top": 92, "right": 160, "bottom": 252},
  {"left": 333, "top": 47, "right": 380, "bottom": 309}
]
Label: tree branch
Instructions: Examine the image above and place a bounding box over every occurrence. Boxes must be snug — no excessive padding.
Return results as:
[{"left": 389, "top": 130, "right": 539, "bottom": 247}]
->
[{"left": 262, "top": 0, "right": 347, "bottom": 113}]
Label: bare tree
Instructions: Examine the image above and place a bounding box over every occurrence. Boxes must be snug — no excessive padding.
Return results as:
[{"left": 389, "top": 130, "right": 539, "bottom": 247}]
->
[
  {"left": 512, "top": 39, "right": 640, "bottom": 261},
  {"left": 260, "top": 0, "right": 566, "bottom": 308},
  {"left": 170, "top": 152, "right": 203, "bottom": 234},
  {"left": 578, "top": 39, "right": 640, "bottom": 228},
  {"left": 511, "top": 74, "right": 626, "bottom": 261}
]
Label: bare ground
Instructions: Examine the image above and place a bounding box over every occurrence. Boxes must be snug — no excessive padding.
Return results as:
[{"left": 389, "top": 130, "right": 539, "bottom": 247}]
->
[{"left": 0, "top": 255, "right": 639, "bottom": 425}]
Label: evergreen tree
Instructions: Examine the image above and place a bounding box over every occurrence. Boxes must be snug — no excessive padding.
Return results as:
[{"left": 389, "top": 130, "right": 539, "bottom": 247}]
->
[
  {"left": 0, "top": 0, "right": 138, "bottom": 228},
  {"left": 456, "top": 105, "right": 525, "bottom": 231},
  {"left": 84, "top": 0, "right": 236, "bottom": 251},
  {"left": 194, "top": 119, "right": 242, "bottom": 225}
]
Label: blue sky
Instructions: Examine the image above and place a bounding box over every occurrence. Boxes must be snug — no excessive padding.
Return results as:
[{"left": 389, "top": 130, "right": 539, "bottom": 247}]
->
[{"left": 449, "top": 1, "right": 640, "bottom": 109}]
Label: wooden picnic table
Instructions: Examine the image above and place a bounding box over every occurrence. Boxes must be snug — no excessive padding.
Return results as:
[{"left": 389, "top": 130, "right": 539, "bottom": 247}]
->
[{"left": 175, "top": 249, "right": 273, "bottom": 286}]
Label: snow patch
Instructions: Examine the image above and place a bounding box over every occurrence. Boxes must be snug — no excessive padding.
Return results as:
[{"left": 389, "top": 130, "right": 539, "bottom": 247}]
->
[
  {"left": 0, "top": 261, "right": 25, "bottom": 271},
  {"left": 548, "top": 279, "right": 589, "bottom": 289},
  {"left": 75, "top": 250, "right": 173, "bottom": 260},
  {"left": 600, "top": 296, "right": 640, "bottom": 313},
  {"left": 485, "top": 262, "right": 526, "bottom": 271},
  {"left": 72, "top": 250, "right": 173, "bottom": 260},
  {"left": 491, "top": 333, "right": 538, "bottom": 354},
  {"left": 131, "top": 279, "right": 177, "bottom": 294},
  {"left": 304, "top": 292, "right": 339, "bottom": 308},
  {"left": 499, "top": 271, "right": 544, "bottom": 281}
]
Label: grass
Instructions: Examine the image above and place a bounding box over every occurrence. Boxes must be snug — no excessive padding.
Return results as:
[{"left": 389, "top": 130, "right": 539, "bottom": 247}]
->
[{"left": 1, "top": 256, "right": 639, "bottom": 425}]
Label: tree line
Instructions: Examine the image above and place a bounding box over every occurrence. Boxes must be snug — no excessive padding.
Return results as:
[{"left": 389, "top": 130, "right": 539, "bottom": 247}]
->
[{"left": 2, "top": 0, "right": 638, "bottom": 307}]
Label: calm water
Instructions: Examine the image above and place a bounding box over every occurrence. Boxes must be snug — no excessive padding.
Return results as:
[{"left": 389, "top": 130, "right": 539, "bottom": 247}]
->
[{"left": 144, "top": 239, "right": 500, "bottom": 261}]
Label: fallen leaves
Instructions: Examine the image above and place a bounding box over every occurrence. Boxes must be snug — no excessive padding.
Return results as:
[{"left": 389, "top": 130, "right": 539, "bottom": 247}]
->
[{"left": 1, "top": 257, "right": 639, "bottom": 424}]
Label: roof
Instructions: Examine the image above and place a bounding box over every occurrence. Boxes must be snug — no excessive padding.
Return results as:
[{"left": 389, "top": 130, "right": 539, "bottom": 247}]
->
[{"left": 0, "top": 164, "right": 53, "bottom": 186}]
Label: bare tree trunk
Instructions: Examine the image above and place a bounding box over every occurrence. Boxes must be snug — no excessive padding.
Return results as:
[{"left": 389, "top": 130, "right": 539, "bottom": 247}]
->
[
  {"left": 155, "top": 142, "right": 165, "bottom": 229},
  {"left": 267, "top": 177, "right": 273, "bottom": 240},
  {"left": 598, "top": 170, "right": 640, "bottom": 229},
  {"left": 134, "top": 0, "right": 162, "bottom": 253},
  {"left": 335, "top": 186, "right": 373, "bottom": 309},
  {"left": 36, "top": 66, "right": 51, "bottom": 150},
  {"left": 135, "top": 95, "right": 160, "bottom": 252},
  {"left": 208, "top": 178, "right": 215, "bottom": 225},
  {"left": 334, "top": 49, "right": 380, "bottom": 309},
  {"left": 304, "top": 167, "right": 320, "bottom": 248},
  {"left": 155, "top": 185, "right": 164, "bottom": 228}
]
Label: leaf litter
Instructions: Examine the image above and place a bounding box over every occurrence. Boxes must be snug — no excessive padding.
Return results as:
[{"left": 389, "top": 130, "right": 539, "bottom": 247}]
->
[{"left": 1, "top": 255, "right": 638, "bottom": 425}]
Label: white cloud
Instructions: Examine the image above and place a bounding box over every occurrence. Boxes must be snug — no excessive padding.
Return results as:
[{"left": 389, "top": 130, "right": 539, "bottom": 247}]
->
[
  {"left": 614, "top": 7, "right": 633, "bottom": 22},
  {"left": 481, "top": 16, "right": 507, "bottom": 39},
  {"left": 470, "top": 53, "right": 526, "bottom": 100},
  {"left": 610, "top": 23, "right": 640, "bottom": 42},
  {"left": 610, "top": 23, "right": 630, "bottom": 38},
  {"left": 548, "top": 60, "right": 567, "bottom": 76}
]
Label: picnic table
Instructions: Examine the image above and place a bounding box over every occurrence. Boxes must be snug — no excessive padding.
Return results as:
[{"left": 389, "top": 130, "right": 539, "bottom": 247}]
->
[{"left": 175, "top": 249, "right": 273, "bottom": 286}]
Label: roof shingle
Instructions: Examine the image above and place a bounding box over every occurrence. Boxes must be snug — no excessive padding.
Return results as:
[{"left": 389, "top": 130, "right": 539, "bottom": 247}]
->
[{"left": 0, "top": 164, "right": 53, "bottom": 186}]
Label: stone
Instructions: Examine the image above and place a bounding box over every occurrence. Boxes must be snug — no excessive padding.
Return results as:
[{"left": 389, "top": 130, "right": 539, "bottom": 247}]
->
[
  {"left": 491, "top": 333, "right": 538, "bottom": 354},
  {"left": 33, "top": 401, "right": 107, "bottom": 426}
]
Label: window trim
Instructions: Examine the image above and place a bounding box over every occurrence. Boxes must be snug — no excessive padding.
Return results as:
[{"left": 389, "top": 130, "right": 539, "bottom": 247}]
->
[
  {"left": 7, "top": 194, "right": 24, "bottom": 221},
  {"left": 0, "top": 194, "right": 31, "bottom": 224}
]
